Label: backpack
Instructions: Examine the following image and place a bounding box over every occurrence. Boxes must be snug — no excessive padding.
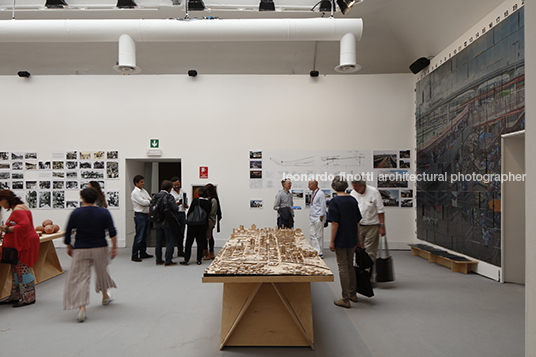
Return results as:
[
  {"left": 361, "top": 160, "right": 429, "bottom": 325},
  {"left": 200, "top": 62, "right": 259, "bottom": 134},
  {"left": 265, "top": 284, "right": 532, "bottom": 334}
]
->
[
  {"left": 149, "top": 193, "right": 165, "bottom": 224},
  {"left": 186, "top": 201, "right": 207, "bottom": 226}
]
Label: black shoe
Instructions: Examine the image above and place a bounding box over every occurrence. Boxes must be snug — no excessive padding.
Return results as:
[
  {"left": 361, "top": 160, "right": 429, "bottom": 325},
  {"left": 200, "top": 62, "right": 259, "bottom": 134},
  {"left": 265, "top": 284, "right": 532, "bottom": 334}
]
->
[
  {"left": 131, "top": 257, "right": 142, "bottom": 262},
  {"left": 13, "top": 300, "right": 36, "bottom": 308},
  {"left": 179, "top": 261, "right": 189, "bottom": 266},
  {"left": 165, "top": 261, "right": 178, "bottom": 267},
  {"left": 140, "top": 254, "right": 153, "bottom": 259},
  {"left": 197, "top": 261, "right": 202, "bottom": 265},
  {"left": 156, "top": 261, "right": 164, "bottom": 266}
]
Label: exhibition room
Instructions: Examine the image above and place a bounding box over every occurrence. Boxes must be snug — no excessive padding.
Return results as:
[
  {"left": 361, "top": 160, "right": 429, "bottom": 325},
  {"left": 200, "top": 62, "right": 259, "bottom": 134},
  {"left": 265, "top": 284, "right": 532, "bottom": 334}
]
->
[{"left": 0, "top": 0, "right": 534, "bottom": 356}]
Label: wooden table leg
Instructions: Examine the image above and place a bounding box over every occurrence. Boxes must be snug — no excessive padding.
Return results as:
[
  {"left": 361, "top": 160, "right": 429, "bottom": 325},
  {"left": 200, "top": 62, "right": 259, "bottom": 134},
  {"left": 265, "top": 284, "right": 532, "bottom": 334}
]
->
[
  {"left": 220, "top": 282, "right": 313, "bottom": 349},
  {"left": 33, "top": 240, "right": 64, "bottom": 284}
]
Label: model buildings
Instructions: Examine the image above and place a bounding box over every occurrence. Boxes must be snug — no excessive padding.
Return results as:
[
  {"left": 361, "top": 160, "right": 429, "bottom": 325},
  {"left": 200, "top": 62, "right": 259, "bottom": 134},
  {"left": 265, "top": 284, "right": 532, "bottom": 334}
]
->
[{"left": 204, "top": 225, "right": 333, "bottom": 277}]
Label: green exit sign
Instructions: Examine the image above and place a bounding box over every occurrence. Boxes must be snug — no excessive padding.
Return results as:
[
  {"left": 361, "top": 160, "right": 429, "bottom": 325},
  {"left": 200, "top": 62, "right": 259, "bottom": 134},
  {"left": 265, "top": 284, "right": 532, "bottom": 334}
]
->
[{"left": 150, "top": 139, "right": 159, "bottom": 148}]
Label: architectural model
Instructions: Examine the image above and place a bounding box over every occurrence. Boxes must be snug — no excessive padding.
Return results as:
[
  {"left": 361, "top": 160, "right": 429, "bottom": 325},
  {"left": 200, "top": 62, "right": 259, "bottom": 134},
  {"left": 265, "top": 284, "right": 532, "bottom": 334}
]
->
[{"left": 204, "top": 225, "right": 333, "bottom": 277}]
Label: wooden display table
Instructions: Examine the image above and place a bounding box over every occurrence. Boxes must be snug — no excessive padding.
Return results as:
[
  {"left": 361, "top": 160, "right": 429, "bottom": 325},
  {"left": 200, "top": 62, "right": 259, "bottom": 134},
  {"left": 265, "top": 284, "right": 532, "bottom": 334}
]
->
[
  {"left": 1, "top": 231, "right": 65, "bottom": 299},
  {"left": 203, "top": 226, "right": 333, "bottom": 350}
]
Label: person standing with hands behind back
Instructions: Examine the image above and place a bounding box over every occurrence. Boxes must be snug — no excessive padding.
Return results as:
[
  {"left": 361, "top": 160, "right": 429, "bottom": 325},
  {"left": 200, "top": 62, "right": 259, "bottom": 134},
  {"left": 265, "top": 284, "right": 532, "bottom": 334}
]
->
[
  {"left": 328, "top": 176, "right": 362, "bottom": 309},
  {"left": 63, "top": 187, "right": 118, "bottom": 322}
]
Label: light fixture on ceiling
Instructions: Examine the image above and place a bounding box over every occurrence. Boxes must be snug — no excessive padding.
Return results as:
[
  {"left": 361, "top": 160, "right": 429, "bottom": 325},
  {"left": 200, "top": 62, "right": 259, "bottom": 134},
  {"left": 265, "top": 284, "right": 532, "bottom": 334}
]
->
[
  {"left": 171, "top": 0, "right": 181, "bottom": 4},
  {"left": 116, "top": 0, "right": 137, "bottom": 9},
  {"left": 336, "top": 0, "right": 361, "bottom": 15},
  {"left": 45, "top": 0, "right": 67, "bottom": 8},
  {"left": 310, "top": 70, "right": 319, "bottom": 77},
  {"left": 318, "top": 0, "right": 333, "bottom": 12},
  {"left": 18, "top": 71, "right": 31, "bottom": 78},
  {"left": 188, "top": 70, "right": 198, "bottom": 77},
  {"left": 187, "top": 0, "right": 205, "bottom": 11},
  {"left": 259, "top": 0, "right": 275, "bottom": 11}
]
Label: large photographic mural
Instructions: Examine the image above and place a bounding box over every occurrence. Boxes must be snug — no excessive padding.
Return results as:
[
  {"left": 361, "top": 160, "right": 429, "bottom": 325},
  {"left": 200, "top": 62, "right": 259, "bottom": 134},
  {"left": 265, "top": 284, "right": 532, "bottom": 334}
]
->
[{"left": 415, "top": 7, "right": 524, "bottom": 266}]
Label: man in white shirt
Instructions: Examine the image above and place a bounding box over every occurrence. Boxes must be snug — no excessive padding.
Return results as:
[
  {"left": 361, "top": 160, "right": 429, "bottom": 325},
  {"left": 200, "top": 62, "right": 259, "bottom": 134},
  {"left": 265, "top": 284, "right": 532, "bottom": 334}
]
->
[
  {"left": 350, "top": 179, "right": 386, "bottom": 273},
  {"left": 130, "top": 175, "right": 153, "bottom": 262},
  {"left": 308, "top": 180, "right": 326, "bottom": 258},
  {"left": 170, "top": 176, "right": 188, "bottom": 257}
]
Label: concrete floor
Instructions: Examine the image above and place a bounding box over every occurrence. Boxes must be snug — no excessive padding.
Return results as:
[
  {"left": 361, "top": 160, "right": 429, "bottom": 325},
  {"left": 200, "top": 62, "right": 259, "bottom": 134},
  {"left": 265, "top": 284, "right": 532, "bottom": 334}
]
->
[{"left": 0, "top": 248, "right": 525, "bottom": 357}]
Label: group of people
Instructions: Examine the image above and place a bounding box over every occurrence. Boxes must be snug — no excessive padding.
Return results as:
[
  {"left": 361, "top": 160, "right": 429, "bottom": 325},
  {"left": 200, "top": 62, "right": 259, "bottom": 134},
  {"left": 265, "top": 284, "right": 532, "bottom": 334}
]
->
[
  {"left": 130, "top": 175, "right": 222, "bottom": 267},
  {"left": 273, "top": 176, "right": 386, "bottom": 309}
]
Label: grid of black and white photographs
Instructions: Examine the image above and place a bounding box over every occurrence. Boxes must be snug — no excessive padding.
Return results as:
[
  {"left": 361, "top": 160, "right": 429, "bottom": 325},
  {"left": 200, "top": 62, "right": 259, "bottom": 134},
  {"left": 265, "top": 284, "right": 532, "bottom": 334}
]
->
[
  {"left": 0, "top": 150, "right": 120, "bottom": 210},
  {"left": 374, "top": 150, "right": 413, "bottom": 208}
]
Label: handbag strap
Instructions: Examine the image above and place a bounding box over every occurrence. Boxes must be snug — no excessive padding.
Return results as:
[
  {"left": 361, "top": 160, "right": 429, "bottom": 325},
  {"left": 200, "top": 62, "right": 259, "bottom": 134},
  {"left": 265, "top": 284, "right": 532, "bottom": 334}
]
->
[{"left": 378, "top": 235, "right": 390, "bottom": 258}]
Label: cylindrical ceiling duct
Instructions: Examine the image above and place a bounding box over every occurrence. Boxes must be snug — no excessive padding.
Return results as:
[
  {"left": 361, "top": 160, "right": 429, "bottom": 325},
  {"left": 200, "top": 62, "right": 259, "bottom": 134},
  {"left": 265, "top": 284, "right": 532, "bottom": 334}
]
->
[
  {"left": 335, "top": 32, "right": 361, "bottom": 73},
  {"left": 113, "top": 34, "right": 141, "bottom": 74},
  {"left": 0, "top": 18, "right": 363, "bottom": 43}
]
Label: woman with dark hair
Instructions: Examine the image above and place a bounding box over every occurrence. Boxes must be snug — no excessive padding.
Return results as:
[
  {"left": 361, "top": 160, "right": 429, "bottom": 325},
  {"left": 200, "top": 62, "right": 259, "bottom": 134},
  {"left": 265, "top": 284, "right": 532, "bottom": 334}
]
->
[
  {"left": 89, "top": 181, "right": 107, "bottom": 208},
  {"left": 327, "top": 176, "right": 362, "bottom": 309},
  {"left": 203, "top": 183, "right": 222, "bottom": 260},
  {"left": 0, "top": 190, "right": 40, "bottom": 307},
  {"left": 63, "top": 187, "right": 117, "bottom": 322},
  {"left": 181, "top": 187, "right": 212, "bottom": 265}
]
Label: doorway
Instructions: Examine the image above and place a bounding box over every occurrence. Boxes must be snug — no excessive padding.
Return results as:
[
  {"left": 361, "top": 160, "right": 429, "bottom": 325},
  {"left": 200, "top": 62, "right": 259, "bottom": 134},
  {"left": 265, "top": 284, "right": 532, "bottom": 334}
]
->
[
  {"left": 125, "top": 159, "right": 182, "bottom": 248},
  {"left": 501, "top": 131, "right": 525, "bottom": 284}
]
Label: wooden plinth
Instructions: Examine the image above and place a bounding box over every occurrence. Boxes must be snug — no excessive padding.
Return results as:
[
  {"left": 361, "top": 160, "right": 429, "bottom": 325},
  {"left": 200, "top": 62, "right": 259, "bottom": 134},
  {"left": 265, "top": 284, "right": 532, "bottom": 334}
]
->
[
  {"left": 409, "top": 244, "right": 477, "bottom": 274},
  {"left": 219, "top": 281, "right": 314, "bottom": 350},
  {"left": 1, "top": 231, "right": 65, "bottom": 299}
]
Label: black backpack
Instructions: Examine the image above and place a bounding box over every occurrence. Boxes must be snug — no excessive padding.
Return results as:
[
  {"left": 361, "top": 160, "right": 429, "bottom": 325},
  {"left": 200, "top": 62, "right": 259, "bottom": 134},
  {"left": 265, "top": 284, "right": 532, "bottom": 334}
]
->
[{"left": 149, "top": 193, "right": 165, "bottom": 223}]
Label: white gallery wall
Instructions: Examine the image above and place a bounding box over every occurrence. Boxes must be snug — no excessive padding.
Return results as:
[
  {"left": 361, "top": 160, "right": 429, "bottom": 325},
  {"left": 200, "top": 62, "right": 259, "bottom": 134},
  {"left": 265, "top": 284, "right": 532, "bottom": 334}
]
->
[{"left": 0, "top": 74, "right": 415, "bottom": 249}]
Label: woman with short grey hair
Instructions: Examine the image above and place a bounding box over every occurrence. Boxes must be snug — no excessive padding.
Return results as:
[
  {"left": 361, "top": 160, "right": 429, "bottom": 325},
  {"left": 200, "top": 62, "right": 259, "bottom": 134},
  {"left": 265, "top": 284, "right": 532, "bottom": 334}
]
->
[{"left": 327, "top": 176, "right": 362, "bottom": 308}]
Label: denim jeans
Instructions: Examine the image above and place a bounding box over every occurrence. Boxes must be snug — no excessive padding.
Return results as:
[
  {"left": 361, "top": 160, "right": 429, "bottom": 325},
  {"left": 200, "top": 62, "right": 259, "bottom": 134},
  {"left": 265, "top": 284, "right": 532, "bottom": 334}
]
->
[
  {"left": 132, "top": 213, "right": 150, "bottom": 259},
  {"left": 156, "top": 226, "right": 175, "bottom": 264}
]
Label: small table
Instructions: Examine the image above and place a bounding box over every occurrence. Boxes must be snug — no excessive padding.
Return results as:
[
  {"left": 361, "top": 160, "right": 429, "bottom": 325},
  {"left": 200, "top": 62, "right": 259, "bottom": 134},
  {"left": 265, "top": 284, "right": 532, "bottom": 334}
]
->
[
  {"left": 1, "top": 231, "right": 65, "bottom": 299},
  {"left": 202, "top": 226, "right": 333, "bottom": 350}
]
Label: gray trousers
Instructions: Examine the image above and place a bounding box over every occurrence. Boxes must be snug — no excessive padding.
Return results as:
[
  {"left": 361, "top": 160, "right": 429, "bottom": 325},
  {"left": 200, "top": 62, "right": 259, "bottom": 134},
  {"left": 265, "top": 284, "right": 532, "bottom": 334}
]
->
[{"left": 335, "top": 246, "right": 357, "bottom": 301}]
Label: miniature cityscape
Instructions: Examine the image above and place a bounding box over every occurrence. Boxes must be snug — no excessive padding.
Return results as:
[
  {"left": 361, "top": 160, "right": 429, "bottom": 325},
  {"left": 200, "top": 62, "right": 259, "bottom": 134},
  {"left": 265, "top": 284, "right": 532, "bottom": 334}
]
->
[{"left": 204, "top": 225, "right": 333, "bottom": 276}]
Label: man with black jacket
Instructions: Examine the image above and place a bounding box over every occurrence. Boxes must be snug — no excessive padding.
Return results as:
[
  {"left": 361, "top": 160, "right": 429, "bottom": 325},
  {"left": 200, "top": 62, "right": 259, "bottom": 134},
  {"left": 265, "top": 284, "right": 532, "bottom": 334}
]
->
[{"left": 153, "top": 180, "right": 179, "bottom": 266}]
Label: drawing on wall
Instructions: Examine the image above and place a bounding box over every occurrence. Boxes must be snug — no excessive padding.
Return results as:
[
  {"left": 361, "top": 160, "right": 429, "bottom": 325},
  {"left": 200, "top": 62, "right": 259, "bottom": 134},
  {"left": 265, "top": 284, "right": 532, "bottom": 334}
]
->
[
  {"left": 320, "top": 152, "right": 366, "bottom": 166},
  {"left": 66, "top": 151, "right": 78, "bottom": 160},
  {"left": 80, "top": 151, "right": 91, "bottom": 160},
  {"left": 0, "top": 163, "right": 9, "bottom": 169},
  {"left": 415, "top": 7, "right": 524, "bottom": 266},
  {"left": 269, "top": 156, "right": 315, "bottom": 166}
]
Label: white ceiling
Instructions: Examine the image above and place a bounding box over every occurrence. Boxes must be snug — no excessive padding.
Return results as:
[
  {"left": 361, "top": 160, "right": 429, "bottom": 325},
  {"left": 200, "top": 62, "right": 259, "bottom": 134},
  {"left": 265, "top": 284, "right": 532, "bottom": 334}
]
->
[{"left": 0, "top": 0, "right": 505, "bottom": 76}]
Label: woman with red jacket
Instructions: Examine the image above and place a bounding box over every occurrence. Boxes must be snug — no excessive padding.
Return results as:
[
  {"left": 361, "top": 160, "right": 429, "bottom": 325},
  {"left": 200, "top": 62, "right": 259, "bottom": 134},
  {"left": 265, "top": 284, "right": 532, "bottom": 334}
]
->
[{"left": 0, "top": 190, "right": 40, "bottom": 307}]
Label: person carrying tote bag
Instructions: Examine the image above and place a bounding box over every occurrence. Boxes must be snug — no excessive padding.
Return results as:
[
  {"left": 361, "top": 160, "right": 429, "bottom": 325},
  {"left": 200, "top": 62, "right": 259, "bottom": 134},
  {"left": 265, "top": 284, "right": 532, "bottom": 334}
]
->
[{"left": 375, "top": 235, "right": 394, "bottom": 283}]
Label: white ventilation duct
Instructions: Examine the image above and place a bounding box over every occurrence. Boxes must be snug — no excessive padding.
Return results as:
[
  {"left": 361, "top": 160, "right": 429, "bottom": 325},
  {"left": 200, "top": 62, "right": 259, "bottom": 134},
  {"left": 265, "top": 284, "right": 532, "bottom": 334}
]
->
[
  {"left": 113, "top": 34, "right": 141, "bottom": 74},
  {"left": 335, "top": 32, "right": 360, "bottom": 73},
  {"left": 0, "top": 18, "right": 363, "bottom": 73}
]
